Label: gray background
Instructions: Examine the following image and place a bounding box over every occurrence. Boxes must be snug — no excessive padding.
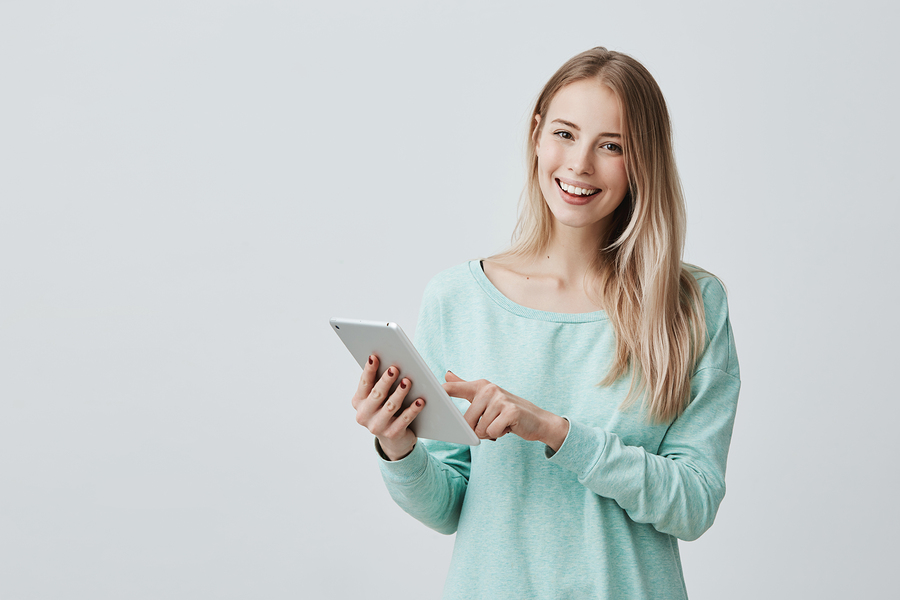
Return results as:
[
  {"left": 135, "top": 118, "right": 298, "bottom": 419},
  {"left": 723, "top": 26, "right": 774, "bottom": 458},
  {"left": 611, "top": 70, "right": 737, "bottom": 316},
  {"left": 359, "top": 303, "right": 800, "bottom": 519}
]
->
[{"left": 2, "top": 1, "right": 898, "bottom": 598}]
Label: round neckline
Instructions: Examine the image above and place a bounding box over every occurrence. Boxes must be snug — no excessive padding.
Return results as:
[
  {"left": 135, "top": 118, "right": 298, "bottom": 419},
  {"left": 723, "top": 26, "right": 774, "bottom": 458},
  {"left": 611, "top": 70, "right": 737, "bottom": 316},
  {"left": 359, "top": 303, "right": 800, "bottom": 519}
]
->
[{"left": 468, "top": 261, "right": 608, "bottom": 323}]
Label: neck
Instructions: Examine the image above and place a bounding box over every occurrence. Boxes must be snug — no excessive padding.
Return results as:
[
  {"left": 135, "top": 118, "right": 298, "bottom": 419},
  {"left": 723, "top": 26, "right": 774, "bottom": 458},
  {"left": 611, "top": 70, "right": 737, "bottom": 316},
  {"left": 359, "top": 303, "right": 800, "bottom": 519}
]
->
[
  {"left": 535, "top": 222, "right": 606, "bottom": 285},
  {"left": 484, "top": 220, "right": 610, "bottom": 313}
]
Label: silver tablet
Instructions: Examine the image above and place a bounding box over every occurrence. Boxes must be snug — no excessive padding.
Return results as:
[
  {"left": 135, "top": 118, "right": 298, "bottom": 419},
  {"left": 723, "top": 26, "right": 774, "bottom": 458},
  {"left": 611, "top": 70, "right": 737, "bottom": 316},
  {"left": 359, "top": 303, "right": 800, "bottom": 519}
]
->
[{"left": 330, "top": 318, "right": 480, "bottom": 446}]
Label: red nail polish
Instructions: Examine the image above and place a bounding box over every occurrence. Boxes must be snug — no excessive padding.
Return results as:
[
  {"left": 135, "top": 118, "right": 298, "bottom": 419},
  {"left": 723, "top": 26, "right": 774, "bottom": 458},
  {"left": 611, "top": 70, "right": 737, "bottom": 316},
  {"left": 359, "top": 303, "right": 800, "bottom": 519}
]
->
[
  {"left": 368, "top": 356, "right": 374, "bottom": 365},
  {"left": 415, "top": 399, "right": 423, "bottom": 407},
  {"left": 387, "top": 368, "right": 394, "bottom": 377},
  {"left": 400, "top": 380, "right": 407, "bottom": 389}
]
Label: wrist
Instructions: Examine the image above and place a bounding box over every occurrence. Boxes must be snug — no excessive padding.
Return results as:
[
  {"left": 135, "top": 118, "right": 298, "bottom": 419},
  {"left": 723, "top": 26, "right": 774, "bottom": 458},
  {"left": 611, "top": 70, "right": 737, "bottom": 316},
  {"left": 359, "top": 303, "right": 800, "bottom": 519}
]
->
[
  {"left": 377, "top": 437, "right": 416, "bottom": 461},
  {"left": 541, "top": 414, "right": 569, "bottom": 453}
]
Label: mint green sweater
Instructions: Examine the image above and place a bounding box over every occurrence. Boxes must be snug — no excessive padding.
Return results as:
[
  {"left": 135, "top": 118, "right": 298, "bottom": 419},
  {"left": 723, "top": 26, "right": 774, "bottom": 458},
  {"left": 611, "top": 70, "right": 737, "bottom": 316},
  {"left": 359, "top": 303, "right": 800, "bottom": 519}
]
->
[{"left": 378, "top": 261, "right": 740, "bottom": 599}]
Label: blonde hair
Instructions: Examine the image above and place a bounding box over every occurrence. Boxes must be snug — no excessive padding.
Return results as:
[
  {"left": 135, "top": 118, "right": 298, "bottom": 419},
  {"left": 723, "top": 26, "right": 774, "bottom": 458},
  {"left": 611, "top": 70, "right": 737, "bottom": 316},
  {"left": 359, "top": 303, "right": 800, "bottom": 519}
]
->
[{"left": 496, "top": 47, "right": 708, "bottom": 423}]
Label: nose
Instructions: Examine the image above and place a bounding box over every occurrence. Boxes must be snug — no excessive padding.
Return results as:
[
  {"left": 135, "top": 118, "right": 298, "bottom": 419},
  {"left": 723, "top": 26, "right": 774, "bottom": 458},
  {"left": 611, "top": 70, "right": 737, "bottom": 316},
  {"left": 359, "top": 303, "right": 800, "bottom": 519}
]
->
[{"left": 569, "top": 143, "right": 594, "bottom": 175}]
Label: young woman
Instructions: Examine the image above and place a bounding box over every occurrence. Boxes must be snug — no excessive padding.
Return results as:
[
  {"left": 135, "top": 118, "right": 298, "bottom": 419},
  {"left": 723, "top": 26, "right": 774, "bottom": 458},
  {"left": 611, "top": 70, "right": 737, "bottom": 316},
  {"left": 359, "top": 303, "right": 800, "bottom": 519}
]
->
[{"left": 350, "top": 47, "right": 740, "bottom": 599}]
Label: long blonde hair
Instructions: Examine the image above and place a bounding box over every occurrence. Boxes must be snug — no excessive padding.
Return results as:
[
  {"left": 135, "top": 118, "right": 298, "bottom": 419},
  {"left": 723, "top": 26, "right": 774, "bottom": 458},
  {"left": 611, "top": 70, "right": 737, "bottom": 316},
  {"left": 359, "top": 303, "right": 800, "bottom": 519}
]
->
[{"left": 497, "top": 47, "right": 707, "bottom": 423}]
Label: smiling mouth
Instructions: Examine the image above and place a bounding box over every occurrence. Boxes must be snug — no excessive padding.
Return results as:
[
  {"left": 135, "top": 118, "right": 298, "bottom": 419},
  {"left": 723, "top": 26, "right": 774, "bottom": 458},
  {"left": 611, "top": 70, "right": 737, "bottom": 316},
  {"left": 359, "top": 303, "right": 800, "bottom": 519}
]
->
[{"left": 557, "top": 179, "right": 600, "bottom": 197}]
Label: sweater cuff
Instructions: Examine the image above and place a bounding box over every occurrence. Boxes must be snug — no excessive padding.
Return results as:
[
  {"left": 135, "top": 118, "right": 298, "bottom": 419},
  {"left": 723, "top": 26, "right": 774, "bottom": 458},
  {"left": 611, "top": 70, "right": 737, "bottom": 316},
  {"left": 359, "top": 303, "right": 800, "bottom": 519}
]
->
[
  {"left": 545, "top": 418, "right": 608, "bottom": 477},
  {"left": 375, "top": 438, "right": 430, "bottom": 484}
]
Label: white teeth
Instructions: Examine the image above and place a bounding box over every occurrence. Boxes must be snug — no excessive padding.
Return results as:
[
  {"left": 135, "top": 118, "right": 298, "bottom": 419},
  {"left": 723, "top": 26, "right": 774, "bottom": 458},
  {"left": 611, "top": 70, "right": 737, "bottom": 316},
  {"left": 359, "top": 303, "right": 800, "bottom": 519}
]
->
[{"left": 559, "top": 181, "right": 598, "bottom": 196}]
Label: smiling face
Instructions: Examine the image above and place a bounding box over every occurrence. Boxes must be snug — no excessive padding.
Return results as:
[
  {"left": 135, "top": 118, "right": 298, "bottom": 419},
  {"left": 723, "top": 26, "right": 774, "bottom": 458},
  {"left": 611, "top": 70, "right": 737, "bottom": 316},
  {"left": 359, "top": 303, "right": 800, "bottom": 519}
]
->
[{"left": 534, "top": 78, "right": 629, "bottom": 240}]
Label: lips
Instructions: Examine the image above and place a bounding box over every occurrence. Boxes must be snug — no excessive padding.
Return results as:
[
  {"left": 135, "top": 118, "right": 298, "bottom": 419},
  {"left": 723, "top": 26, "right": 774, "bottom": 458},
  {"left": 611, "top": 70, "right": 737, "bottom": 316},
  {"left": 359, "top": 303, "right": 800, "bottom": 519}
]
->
[{"left": 556, "top": 178, "right": 600, "bottom": 205}]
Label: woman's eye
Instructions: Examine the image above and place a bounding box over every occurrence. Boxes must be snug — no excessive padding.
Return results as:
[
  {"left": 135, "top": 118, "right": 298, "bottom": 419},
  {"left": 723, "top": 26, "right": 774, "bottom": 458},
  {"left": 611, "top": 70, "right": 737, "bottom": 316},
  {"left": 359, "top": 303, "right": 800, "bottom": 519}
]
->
[
  {"left": 554, "top": 131, "right": 573, "bottom": 140},
  {"left": 601, "top": 142, "right": 623, "bottom": 153}
]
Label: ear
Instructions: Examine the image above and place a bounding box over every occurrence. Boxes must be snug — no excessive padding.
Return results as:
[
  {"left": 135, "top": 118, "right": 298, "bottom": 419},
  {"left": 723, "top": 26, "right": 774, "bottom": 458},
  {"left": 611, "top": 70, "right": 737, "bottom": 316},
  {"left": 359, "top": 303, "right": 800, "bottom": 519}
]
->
[{"left": 532, "top": 114, "right": 542, "bottom": 154}]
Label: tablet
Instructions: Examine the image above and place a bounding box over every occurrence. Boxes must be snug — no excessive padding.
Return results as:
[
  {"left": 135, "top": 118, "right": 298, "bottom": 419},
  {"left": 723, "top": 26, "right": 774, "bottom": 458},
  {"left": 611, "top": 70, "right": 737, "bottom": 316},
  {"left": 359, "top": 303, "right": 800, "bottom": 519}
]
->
[{"left": 330, "top": 318, "right": 480, "bottom": 446}]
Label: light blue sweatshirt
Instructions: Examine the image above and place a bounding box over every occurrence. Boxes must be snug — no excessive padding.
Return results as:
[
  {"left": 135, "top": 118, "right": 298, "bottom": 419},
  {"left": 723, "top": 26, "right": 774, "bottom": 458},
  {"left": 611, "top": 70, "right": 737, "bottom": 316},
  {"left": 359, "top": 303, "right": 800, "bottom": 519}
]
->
[{"left": 378, "top": 261, "right": 740, "bottom": 599}]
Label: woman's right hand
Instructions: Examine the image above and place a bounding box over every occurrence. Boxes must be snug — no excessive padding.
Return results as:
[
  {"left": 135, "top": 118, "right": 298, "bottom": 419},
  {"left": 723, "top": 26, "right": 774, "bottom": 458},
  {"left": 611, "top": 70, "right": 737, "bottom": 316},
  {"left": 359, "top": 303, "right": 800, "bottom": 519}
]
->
[{"left": 351, "top": 354, "right": 425, "bottom": 461}]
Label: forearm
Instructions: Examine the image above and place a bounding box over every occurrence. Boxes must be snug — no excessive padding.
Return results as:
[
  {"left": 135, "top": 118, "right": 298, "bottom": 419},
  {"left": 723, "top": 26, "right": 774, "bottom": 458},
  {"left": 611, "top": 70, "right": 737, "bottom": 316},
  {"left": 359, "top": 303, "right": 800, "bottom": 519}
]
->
[
  {"left": 548, "top": 420, "right": 724, "bottom": 541},
  {"left": 377, "top": 439, "right": 469, "bottom": 535},
  {"left": 548, "top": 367, "right": 739, "bottom": 540}
]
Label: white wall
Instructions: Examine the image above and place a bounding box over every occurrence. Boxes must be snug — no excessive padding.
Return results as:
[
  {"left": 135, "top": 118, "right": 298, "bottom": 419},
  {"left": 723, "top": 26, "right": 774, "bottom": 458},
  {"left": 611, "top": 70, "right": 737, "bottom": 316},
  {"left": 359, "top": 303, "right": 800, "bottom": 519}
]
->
[{"left": 1, "top": 1, "right": 897, "bottom": 598}]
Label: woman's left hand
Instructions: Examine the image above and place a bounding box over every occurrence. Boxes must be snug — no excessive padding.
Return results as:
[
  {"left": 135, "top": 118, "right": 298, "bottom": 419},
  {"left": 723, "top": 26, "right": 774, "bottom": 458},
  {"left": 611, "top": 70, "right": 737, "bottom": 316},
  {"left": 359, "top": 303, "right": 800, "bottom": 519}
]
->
[{"left": 442, "top": 371, "right": 570, "bottom": 451}]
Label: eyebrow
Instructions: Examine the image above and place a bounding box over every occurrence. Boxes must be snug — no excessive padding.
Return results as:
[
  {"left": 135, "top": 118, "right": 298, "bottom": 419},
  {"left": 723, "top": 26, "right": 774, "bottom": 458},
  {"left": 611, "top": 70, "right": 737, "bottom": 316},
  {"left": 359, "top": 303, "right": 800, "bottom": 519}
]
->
[{"left": 551, "top": 118, "right": 621, "bottom": 138}]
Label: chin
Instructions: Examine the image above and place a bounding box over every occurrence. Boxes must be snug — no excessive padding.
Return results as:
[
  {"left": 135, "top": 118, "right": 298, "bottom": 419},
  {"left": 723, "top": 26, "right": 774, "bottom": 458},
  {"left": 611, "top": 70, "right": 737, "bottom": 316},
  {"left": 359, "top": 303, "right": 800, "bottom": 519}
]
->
[{"left": 549, "top": 212, "right": 605, "bottom": 232}]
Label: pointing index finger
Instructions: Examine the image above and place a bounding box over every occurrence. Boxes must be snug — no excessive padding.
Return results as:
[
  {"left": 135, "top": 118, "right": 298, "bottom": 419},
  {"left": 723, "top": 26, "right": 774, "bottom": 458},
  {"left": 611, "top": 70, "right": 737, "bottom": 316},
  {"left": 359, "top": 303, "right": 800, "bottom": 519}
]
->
[{"left": 442, "top": 372, "right": 479, "bottom": 403}]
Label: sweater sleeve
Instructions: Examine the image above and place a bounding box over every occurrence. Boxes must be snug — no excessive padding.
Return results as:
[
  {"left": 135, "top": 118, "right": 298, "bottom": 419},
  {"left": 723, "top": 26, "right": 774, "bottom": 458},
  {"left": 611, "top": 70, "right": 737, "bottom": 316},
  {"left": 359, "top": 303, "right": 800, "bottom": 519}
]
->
[
  {"left": 377, "top": 276, "right": 471, "bottom": 535},
  {"left": 547, "top": 275, "right": 741, "bottom": 541}
]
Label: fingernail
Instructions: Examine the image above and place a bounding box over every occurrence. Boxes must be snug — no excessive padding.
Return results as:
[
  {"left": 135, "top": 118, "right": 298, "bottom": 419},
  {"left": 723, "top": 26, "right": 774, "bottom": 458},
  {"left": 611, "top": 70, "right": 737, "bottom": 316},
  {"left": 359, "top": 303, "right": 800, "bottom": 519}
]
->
[
  {"left": 400, "top": 380, "right": 407, "bottom": 389},
  {"left": 387, "top": 368, "right": 394, "bottom": 377},
  {"left": 368, "top": 356, "right": 374, "bottom": 365},
  {"left": 415, "top": 399, "right": 423, "bottom": 407}
]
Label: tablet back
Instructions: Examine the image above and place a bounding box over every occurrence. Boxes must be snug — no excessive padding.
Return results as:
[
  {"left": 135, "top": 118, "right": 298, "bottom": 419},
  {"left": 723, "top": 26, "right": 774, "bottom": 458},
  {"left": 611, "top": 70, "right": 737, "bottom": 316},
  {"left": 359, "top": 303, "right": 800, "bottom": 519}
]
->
[{"left": 330, "top": 318, "right": 479, "bottom": 446}]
